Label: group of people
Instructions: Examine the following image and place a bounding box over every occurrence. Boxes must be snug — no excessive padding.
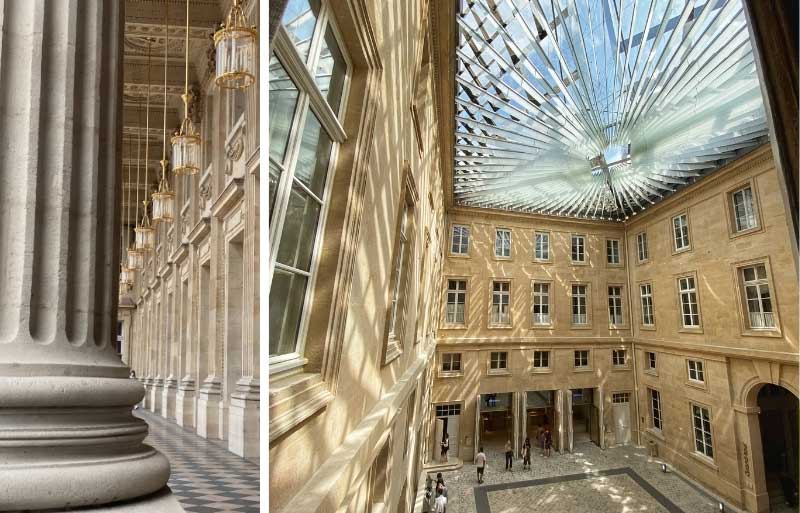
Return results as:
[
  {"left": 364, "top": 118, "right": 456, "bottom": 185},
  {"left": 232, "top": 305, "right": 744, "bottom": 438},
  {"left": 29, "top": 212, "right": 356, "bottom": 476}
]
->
[
  {"left": 476, "top": 426, "right": 553, "bottom": 482},
  {"left": 427, "top": 472, "right": 447, "bottom": 513}
]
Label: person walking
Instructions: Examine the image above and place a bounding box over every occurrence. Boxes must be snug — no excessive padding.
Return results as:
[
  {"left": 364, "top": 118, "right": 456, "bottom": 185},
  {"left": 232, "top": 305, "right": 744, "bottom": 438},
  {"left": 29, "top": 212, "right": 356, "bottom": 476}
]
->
[
  {"left": 434, "top": 490, "right": 447, "bottom": 513},
  {"left": 440, "top": 432, "right": 450, "bottom": 462},
  {"left": 543, "top": 427, "right": 553, "bottom": 458},
  {"left": 475, "top": 446, "right": 487, "bottom": 484},
  {"left": 504, "top": 440, "right": 513, "bottom": 471},
  {"left": 522, "top": 437, "right": 532, "bottom": 470}
]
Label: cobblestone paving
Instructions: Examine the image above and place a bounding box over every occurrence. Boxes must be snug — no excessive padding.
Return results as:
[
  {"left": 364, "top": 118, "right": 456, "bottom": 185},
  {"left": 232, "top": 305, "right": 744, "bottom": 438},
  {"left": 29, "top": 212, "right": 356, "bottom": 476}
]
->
[{"left": 437, "top": 442, "right": 733, "bottom": 513}]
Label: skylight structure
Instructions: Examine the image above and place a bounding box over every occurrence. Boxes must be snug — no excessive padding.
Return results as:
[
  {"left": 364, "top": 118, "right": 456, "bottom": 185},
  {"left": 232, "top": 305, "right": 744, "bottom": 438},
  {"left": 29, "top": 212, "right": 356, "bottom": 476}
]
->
[{"left": 455, "top": 0, "right": 768, "bottom": 219}]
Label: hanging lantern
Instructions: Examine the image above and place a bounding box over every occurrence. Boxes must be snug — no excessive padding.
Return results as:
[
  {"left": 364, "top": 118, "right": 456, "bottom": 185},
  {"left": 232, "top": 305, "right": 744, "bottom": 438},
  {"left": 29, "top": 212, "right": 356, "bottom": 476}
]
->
[
  {"left": 119, "top": 263, "right": 135, "bottom": 287},
  {"left": 135, "top": 200, "right": 156, "bottom": 250},
  {"left": 152, "top": 159, "right": 175, "bottom": 223},
  {"left": 127, "top": 247, "right": 145, "bottom": 270},
  {"left": 172, "top": 106, "right": 201, "bottom": 175},
  {"left": 214, "top": 0, "right": 257, "bottom": 90}
]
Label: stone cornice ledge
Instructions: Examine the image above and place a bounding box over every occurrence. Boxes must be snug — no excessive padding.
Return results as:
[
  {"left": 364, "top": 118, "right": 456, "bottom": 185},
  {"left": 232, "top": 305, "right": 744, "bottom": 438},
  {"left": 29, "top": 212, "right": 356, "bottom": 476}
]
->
[
  {"left": 188, "top": 218, "right": 211, "bottom": 245},
  {"left": 281, "top": 344, "right": 435, "bottom": 513},
  {"left": 269, "top": 373, "right": 334, "bottom": 443},
  {"left": 157, "top": 262, "right": 172, "bottom": 279},
  {"left": 211, "top": 178, "right": 245, "bottom": 219},
  {"left": 169, "top": 243, "right": 189, "bottom": 266}
]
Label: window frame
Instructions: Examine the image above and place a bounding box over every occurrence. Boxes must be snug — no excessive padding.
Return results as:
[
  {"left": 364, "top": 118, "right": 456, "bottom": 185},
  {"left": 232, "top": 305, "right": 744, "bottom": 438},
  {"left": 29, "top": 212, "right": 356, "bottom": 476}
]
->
[
  {"left": 607, "top": 284, "right": 625, "bottom": 327},
  {"left": 644, "top": 351, "right": 658, "bottom": 375},
  {"left": 489, "top": 279, "right": 512, "bottom": 327},
  {"left": 440, "top": 352, "right": 463, "bottom": 375},
  {"left": 686, "top": 359, "right": 706, "bottom": 386},
  {"left": 570, "top": 282, "right": 590, "bottom": 328},
  {"left": 639, "top": 281, "right": 655, "bottom": 329},
  {"left": 532, "top": 350, "right": 551, "bottom": 373},
  {"left": 494, "top": 228, "right": 512, "bottom": 259},
  {"left": 648, "top": 387, "right": 663, "bottom": 432},
  {"left": 443, "top": 278, "right": 468, "bottom": 327},
  {"left": 449, "top": 223, "right": 471, "bottom": 257},
  {"left": 734, "top": 259, "right": 781, "bottom": 336},
  {"left": 573, "top": 349, "right": 591, "bottom": 371},
  {"left": 533, "top": 230, "right": 552, "bottom": 263},
  {"left": 636, "top": 231, "right": 649, "bottom": 264},
  {"left": 531, "top": 279, "right": 553, "bottom": 328},
  {"left": 570, "top": 233, "right": 587, "bottom": 264},
  {"left": 691, "top": 403, "right": 715, "bottom": 461},
  {"left": 671, "top": 212, "right": 692, "bottom": 254},
  {"left": 676, "top": 272, "right": 702, "bottom": 332},
  {"left": 489, "top": 351, "right": 509, "bottom": 374},
  {"left": 606, "top": 238, "right": 622, "bottom": 266},
  {"left": 612, "top": 349, "right": 628, "bottom": 368},
  {"left": 725, "top": 179, "right": 762, "bottom": 238}
]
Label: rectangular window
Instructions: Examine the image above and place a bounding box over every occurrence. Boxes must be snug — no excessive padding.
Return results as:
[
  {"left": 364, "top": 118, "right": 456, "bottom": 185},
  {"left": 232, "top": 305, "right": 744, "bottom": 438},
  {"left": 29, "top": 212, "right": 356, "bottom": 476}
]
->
[
  {"left": 533, "top": 350, "right": 550, "bottom": 369},
  {"left": 649, "top": 388, "right": 663, "bottom": 430},
  {"left": 679, "top": 276, "right": 701, "bottom": 327},
  {"left": 571, "top": 234, "right": 585, "bottom": 263},
  {"left": 687, "top": 359, "right": 705, "bottom": 383},
  {"left": 441, "top": 353, "right": 462, "bottom": 373},
  {"left": 637, "top": 232, "right": 649, "bottom": 262},
  {"left": 673, "top": 214, "right": 690, "bottom": 251},
  {"left": 607, "top": 239, "right": 620, "bottom": 264},
  {"left": 495, "top": 229, "right": 511, "bottom": 258},
  {"left": 741, "top": 264, "right": 775, "bottom": 329},
  {"left": 640, "top": 283, "right": 654, "bottom": 326},
  {"left": 572, "top": 284, "right": 587, "bottom": 325},
  {"left": 451, "top": 225, "right": 470, "bottom": 255},
  {"left": 388, "top": 203, "right": 411, "bottom": 339},
  {"left": 445, "top": 279, "right": 467, "bottom": 325},
  {"left": 534, "top": 231, "right": 550, "bottom": 261},
  {"left": 646, "top": 351, "right": 657, "bottom": 371},
  {"left": 491, "top": 281, "right": 511, "bottom": 325},
  {"left": 692, "top": 404, "right": 714, "bottom": 458},
  {"left": 612, "top": 392, "right": 630, "bottom": 403},
  {"left": 532, "top": 282, "right": 550, "bottom": 325},
  {"left": 436, "top": 403, "right": 461, "bottom": 417},
  {"left": 732, "top": 186, "right": 757, "bottom": 232},
  {"left": 490, "top": 351, "right": 507, "bottom": 370},
  {"left": 608, "top": 286, "right": 623, "bottom": 325},
  {"left": 574, "top": 350, "right": 589, "bottom": 368},
  {"left": 612, "top": 349, "right": 627, "bottom": 366}
]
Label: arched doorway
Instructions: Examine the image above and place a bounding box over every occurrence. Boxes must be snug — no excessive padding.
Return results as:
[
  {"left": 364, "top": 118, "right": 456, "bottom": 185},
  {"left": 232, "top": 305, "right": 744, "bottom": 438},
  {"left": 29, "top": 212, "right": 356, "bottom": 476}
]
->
[{"left": 757, "top": 384, "right": 798, "bottom": 511}]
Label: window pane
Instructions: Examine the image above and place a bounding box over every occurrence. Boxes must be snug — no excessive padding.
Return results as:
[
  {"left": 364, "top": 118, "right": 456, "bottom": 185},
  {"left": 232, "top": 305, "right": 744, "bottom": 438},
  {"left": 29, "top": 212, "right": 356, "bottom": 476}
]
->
[
  {"left": 269, "top": 267, "right": 308, "bottom": 356},
  {"left": 269, "top": 160, "right": 282, "bottom": 221},
  {"left": 276, "top": 185, "right": 322, "bottom": 271},
  {"left": 281, "top": 0, "right": 321, "bottom": 62},
  {"left": 316, "top": 25, "right": 348, "bottom": 115},
  {"left": 294, "top": 111, "right": 333, "bottom": 197},
  {"left": 268, "top": 54, "right": 300, "bottom": 163}
]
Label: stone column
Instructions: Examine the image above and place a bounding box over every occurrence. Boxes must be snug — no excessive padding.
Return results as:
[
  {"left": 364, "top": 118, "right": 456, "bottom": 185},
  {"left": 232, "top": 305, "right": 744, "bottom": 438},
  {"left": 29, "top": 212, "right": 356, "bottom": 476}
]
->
[
  {"left": 0, "top": 1, "right": 179, "bottom": 510},
  {"left": 161, "top": 267, "right": 177, "bottom": 420},
  {"left": 149, "top": 288, "right": 164, "bottom": 412}
]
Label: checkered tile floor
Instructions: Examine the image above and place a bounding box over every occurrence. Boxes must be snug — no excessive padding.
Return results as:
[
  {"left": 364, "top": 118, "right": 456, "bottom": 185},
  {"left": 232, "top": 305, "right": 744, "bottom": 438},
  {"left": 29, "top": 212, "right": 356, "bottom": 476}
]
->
[{"left": 135, "top": 409, "right": 260, "bottom": 513}]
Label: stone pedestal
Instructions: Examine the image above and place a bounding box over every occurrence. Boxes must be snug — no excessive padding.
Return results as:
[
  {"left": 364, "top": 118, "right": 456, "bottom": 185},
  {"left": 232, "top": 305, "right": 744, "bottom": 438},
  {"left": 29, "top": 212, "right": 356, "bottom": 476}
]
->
[
  {"left": 176, "top": 377, "right": 196, "bottom": 428},
  {"left": 197, "top": 376, "right": 223, "bottom": 439},
  {"left": 162, "top": 375, "right": 178, "bottom": 420},
  {"left": 0, "top": 3, "right": 175, "bottom": 510},
  {"left": 141, "top": 376, "right": 152, "bottom": 409},
  {"left": 150, "top": 377, "right": 164, "bottom": 413},
  {"left": 229, "top": 378, "right": 259, "bottom": 460}
]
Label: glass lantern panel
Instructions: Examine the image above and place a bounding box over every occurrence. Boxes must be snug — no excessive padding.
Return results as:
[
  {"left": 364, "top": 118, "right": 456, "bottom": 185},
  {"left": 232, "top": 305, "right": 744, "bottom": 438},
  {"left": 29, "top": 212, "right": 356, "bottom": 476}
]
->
[
  {"left": 315, "top": 25, "right": 347, "bottom": 115},
  {"left": 152, "top": 193, "right": 175, "bottom": 222},
  {"left": 281, "top": 0, "right": 321, "bottom": 62},
  {"left": 269, "top": 54, "right": 300, "bottom": 163},
  {"left": 216, "top": 30, "right": 256, "bottom": 88},
  {"left": 172, "top": 135, "right": 201, "bottom": 174}
]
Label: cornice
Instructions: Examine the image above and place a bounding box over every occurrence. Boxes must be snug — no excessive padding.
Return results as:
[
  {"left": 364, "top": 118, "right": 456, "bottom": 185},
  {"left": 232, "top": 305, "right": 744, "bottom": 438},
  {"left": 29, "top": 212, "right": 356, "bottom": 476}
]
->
[
  {"left": 210, "top": 178, "right": 245, "bottom": 219},
  {"left": 188, "top": 217, "right": 211, "bottom": 245},
  {"left": 169, "top": 242, "right": 189, "bottom": 266},
  {"left": 449, "top": 205, "right": 623, "bottom": 230}
]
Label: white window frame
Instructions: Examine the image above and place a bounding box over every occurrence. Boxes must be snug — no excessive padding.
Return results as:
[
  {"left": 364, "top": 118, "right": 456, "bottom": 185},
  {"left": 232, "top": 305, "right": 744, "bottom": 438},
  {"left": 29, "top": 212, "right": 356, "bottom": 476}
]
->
[
  {"left": 445, "top": 279, "right": 467, "bottom": 326},
  {"left": 636, "top": 231, "right": 649, "bottom": 262},
  {"left": 573, "top": 350, "right": 590, "bottom": 369},
  {"left": 495, "top": 228, "right": 511, "bottom": 258},
  {"left": 269, "top": 5, "right": 352, "bottom": 372},
  {"left": 612, "top": 349, "right": 627, "bottom": 367},
  {"left": 571, "top": 234, "right": 586, "bottom": 263},
  {"left": 692, "top": 404, "right": 714, "bottom": 459},
  {"left": 606, "top": 239, "right": 620, "bottom": 265},
  {"left": 490, "top": 351, "right": 508, "bottom": 370},
  {"left": 608, "top": 286, "right": 624, "bottom": 326},
  {"left": 687, "top": 359, "right": 705, "bottom": 383},
  {"left": 649, "top": 388, "right": 663, "bottom": 431},
  {"left": 441, "top": 353, "right": 462, "bottom": 373},
  {"left": 491, "top": 281, "right": 511, "bottom": 326},
  {"left": 532, "top": 350, "right": 550, "bottom": 370},
  {"left": 646, "top": 351, "right": 657, "bottom": 372},
  {"left": 732, "top": 185, "right": 758, "bottom": 233},
  {"left": 612, "top": 392, "right": 630, "bottom": 403},
  {"left": 672, "top": 213, "right": 690, "bottom": 252},
  {"left": 678, "top": 275, "right": 701, "bottom": 328},
  {"left": 450, "top": 224, "right": 470, "bottom": 256},
  {"left": 571, "top": 284, "right": 588, "bottom": 325},
  {"left": 741, "top": 264, "right": 776, "bottom": 330},
  {"left": 387, "top": 202, "right": 411, "bottom": 340},
  {"left": 534, "top": 231, "right": 550, "bottom": 261},
  {"left": 640, "top": 283, "right": 654, "bottom": 327},
  {"left": 532, "top": 281, "right": 551, "bottom": 326}
]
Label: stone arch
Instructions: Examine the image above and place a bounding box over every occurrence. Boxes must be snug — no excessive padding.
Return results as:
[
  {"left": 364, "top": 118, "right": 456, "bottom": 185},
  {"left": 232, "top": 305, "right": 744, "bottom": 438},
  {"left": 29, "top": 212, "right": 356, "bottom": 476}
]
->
[{"left": 742, "top": 378, "right": 799, "bottom": 408}]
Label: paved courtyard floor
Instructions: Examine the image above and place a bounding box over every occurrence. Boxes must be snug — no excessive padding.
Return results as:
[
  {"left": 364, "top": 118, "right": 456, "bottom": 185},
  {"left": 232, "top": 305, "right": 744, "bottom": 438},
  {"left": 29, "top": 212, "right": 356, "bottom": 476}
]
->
[{"left": 434, "top": 441, "right": 738, "bottom": 513}]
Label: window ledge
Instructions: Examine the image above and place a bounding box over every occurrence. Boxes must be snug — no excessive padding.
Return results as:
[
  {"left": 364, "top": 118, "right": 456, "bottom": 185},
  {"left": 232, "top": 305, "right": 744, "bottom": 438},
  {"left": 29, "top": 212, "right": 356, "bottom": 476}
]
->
[
  {"left": 636, "top": 259, "right": 651, "bottom": 266},
  {"left": 438, "top": 371, "right": 464, "bottom": 379},
  {"left": 530, "top": 324, "right": 554, "bottom": 330},
  {"left": 269, "top": 372, "right": 334, "bottom": 443},
  {"left": 487, "top": 324, "right": 513, "bottom": 330},
  {"left": 640, "top": 325, "right": 657, "bottom": 331},
  {"left": 686, "top": 380, "right": 707, "bottom": 391},
  {"left": 741, "top": 328, "right": 782, "bottom": 338},
  {"left": 729, "top": 225, "right": 762, "bottom": 239},
  {"left": 533, "top": 259, "right": 552, "bottom": 264},
  {"left": 611, "top": 365, "right": 631, "bottom": 372},
  {"left": 487, "top": 369, "right": 511, "bottom": 376},
  {"left": 571, "top": 260, "right": 588, "bottom": 266},
  {"left": 678, "top": 327, "right": 704, "bottom": 334},
  {"left": 573, "top": 367, "right": 593, "bottom": 373},
  {"left": 440, "top": 324, "right": 468, "bottom": 330},
  {"left": 646, "top": 428, "right": 665, "bottom": 442},
  {"left": 644, "top": 369, "right": 659, "bottom": 377},
  {"left": 493, "top": 256, "right": 512, "bottom": 261},
  {"left": 672, "top": 246, "right": 692, "bottom": 255},
  {"left": 689, "top": 451, "right": 719, "bottom": 470},
  {"left": 570, "top": 325, "right": 593, "bottom": 330},
  {"left": 530, "top": 368, "right": 552, "bottom": 374},
  {"left": 448, "top": 252, "right": 470, "bottom": 259}
]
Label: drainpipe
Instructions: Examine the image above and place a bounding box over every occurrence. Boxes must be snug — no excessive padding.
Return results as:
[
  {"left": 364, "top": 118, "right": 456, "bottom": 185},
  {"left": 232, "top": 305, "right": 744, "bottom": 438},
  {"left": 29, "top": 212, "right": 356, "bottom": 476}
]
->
[{"left": 623, "top": 227, "right": 642, "bottom": 446}]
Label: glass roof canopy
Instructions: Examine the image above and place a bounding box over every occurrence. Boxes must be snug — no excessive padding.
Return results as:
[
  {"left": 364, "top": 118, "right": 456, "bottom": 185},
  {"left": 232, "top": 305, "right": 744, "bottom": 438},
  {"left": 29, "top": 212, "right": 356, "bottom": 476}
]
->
[{"left": 454, "top": 0, "right": 768, "bottom": 220}]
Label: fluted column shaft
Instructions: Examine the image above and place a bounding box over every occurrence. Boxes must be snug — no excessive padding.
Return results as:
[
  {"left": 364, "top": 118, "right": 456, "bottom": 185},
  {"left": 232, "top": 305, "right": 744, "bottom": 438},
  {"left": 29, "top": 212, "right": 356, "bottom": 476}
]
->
[{"left": 0, "top": 1, "right": 170, "bottom": 510}]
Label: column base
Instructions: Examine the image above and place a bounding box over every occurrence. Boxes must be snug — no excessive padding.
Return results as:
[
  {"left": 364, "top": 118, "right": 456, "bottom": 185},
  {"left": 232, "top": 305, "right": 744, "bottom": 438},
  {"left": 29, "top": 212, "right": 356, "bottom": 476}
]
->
[
  {"left": 196, "top": 376, "right": 223, "bottom": 440},
  {"left": 141, "top": 377, "right": 152, "bottom": 409},
  {"left": 176, "top": 377, "right": 196, "bottom": 428},
  {"left": 149, "top": 378, "right": 163, "bottom": 413},
  {"left": 161, "top": 377, "right": 178, "bottom": 420},
  {"left": 45, "top": 487, "right": 184, "bottom": 512},
  {"left": 228, "top": 378, "right": 259, "bottom": 462}
]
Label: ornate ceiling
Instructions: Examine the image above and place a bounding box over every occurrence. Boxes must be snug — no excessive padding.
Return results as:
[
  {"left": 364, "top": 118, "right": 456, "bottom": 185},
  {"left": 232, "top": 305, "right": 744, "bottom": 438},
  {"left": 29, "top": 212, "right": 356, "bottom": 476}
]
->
[{"left": 454, "top": 0, "right": 768, "bottom": 220}]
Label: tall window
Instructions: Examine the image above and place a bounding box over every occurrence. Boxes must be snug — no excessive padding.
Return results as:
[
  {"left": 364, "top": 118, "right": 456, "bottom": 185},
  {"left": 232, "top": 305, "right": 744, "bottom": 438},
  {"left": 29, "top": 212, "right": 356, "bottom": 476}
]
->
[
  {"left": 732, "top": 186, "right": 757, "bottom": 232},
  {"left": 649, "top": 388, "right": 662, "bottom": 430},
  {"left": 451, "top": 225, "right": 470, "bottom": 255},
  {"left": 612, "top": 349, "right": 626, "bottom": 366},
  {"left": 269, "top": 2, "right": 349, "bottom": 362},
  {"left": 692, "top": 405, "right": 714, "bottom": 458},
  {"left": 574, "top": 350, "right": 589, "bottom": 368},
  {"left": 637, "top": 232, "right": 649, "bottom": 262},
  {"left": 534, "top": 231, "right": 550, "bottom": 261},
  {"left": 640, "top": 283, "right": 654, "bottom": 326},
  {"left": 441, "top": 353, "right": 462, "bottom": 373},
  {"left": 572, "top": 284, "right": 587, "bottom": 325},
  {"left": 608, "top": 286, "right": 623, "bottom": 325},
  {"left": 495, "top": 229, "right": 511, "bottom": 258},
  {"left": 533, "top": 350, "right": 550, "bottom": 369},
  {"left": 687, "top": 359, "right": 705, "bottom": 383},
  {"left": 607, "top": 239, "right": 620, "bottom": 264},
  {"left": 490, "top": 351, "right": 507, "bottom": 370},
  {"left": 532, "top": 282, "right": 550, "bottom": 325},
  {"left": 571, "top": 234, "right": 585, "bottom": 263},
  {"left": 387, "top": 202, "right": 412, "bottom": 340},
  {"left": 646, "top": 351, "right": 657, "bottom": 371},
  {"left": 678, "top": 276, "right": 700, "bottom": 327},
  {"left": 445, "top": 279, "right": 467, "bottom": 325},
  {"left": 672, "top": 214, "right": 690, "bottom": 251},
  {"left": 741, "top": 264, "right": 775, "bottom": 329},
  {"left": 491, "top": 281, "right": 510, "bottom": 325}
]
